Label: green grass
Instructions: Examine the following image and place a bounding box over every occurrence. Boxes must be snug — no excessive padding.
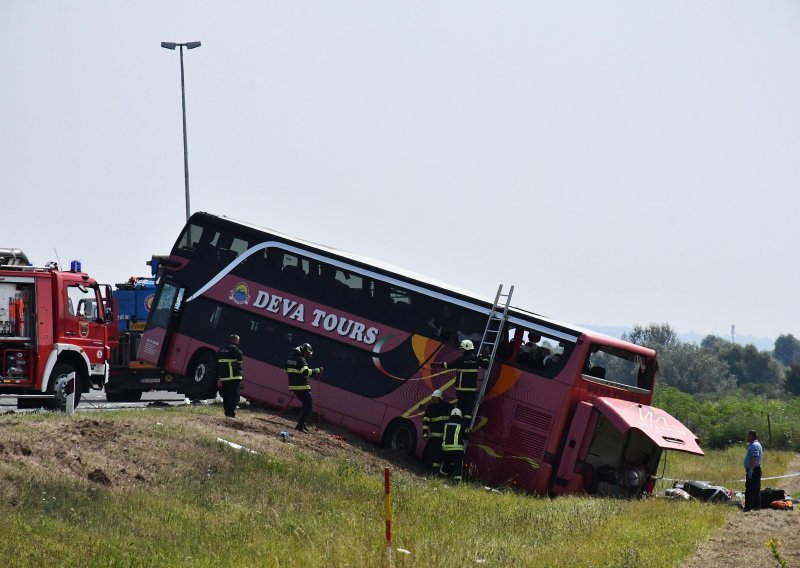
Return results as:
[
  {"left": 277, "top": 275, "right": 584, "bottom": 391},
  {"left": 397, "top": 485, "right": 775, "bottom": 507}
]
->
[{"left": 0, "top": 407, "right": 783, "bottom": 567}]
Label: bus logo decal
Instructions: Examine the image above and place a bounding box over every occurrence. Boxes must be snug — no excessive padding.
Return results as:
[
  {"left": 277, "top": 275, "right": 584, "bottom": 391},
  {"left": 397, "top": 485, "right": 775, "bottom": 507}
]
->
[
  {"left": 144, "top": 294, "right": 155, "bottom": 312},
  {"left": 229, "top": 283, "right": 251, "bottom": 306}
]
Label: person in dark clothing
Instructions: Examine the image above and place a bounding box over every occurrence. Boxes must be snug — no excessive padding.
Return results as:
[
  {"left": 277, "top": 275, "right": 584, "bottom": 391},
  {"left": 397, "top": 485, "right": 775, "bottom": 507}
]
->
[
  {"left": 422, "top": 389, "right": 453, "bottom": 472},
  {"left": 440, "top": 407, "right": 468, "bottom": 481},
  {"left": 216, "top": 334, "right": 243, "bottom": 418},
  {"left": 285, "top": 343, "right": 323, "bottom": 432},
  {"left": 432, "top": 339, "right": 488, "bottom": 424},
  {"left": 743, "top": 430, "right": 763, "bottom": 511}
]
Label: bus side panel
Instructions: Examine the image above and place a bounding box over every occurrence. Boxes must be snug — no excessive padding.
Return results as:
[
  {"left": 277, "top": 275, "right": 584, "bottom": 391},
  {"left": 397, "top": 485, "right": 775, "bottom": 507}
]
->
[
  {"left": 241, "top": 359, "right": 389, "bottom": 445},
  {"left": 551, "top": 401, "right": 595, "bottom": 495}
]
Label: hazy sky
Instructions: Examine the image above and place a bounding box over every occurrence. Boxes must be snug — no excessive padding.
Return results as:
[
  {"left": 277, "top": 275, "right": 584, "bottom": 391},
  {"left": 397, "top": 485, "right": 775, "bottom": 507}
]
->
[{"left": 2, "top": 1, "right": 798, "bottom": 340}]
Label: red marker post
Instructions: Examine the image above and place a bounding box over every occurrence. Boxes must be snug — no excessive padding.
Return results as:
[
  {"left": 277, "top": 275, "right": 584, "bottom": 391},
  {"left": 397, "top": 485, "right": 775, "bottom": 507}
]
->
[{"left": 384, "top": 467, "right": 392, "bottom": 563}]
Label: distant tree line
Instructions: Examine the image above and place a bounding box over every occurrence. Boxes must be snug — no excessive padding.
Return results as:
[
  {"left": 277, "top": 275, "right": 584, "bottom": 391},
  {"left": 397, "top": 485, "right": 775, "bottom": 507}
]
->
[{"left": 623, "top": 324, "right": 800, "bottom": 398}]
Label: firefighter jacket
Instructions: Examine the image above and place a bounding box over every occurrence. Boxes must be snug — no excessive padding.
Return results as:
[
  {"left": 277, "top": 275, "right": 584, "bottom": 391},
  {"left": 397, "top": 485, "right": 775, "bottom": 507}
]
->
[
  {"left": 423, "top": 400, "right": 453, "bottom": 439},
  {"left": 442, "top": 351, "right": 488, "bottom": 392},
  {"left": 442, "top": 419, "right": 468, "bottom": 452},
  {"left": 286, "top": 351, "right": 319, "bottom": 391},
  {"left": 216, "top": 343, "right": 243, "bottom": 381}
]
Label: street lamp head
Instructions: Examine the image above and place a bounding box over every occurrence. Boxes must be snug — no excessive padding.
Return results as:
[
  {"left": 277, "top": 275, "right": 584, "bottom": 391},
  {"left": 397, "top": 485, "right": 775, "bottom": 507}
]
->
[
  {"left": 161, "top": 42, "right": 177, "bottom": 50},
  {"left": 185, "top": 41, "right": 202, "bottom": 49}
]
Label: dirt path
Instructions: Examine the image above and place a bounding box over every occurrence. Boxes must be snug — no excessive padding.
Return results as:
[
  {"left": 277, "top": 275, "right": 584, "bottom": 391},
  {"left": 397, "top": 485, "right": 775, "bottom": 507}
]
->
[{"left": 682, "top": 454, "right": 800, "bottom": 568}]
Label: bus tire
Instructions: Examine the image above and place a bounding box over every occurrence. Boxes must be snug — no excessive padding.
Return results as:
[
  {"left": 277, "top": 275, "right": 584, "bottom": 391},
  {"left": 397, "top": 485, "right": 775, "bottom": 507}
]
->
[
  {"left": 105, "top": 390, "right": 143, "bottom": 403},
  {"left": 186, "top": 351, "right": 218, "bottom": 400},
  {"left": 382, "top": 419, "right": 417, "bottom": 457}
]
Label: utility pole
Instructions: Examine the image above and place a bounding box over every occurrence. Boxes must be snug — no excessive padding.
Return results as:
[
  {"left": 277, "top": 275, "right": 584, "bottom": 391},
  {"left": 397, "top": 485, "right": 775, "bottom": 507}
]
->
[{"left": 161, "top": 41, "right": 202, "bottom": 222}]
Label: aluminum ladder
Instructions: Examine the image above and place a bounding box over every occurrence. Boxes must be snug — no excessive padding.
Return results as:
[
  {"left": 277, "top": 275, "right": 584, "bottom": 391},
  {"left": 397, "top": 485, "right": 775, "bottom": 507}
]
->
[{"left": 468, "top": 284, "right": 514, "bottom": 431}]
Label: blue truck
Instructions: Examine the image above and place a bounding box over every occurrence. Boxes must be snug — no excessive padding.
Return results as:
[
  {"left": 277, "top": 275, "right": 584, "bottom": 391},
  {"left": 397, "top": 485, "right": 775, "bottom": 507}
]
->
[{"left": 105, "top": 257, "right": 173, "bottom": 402}]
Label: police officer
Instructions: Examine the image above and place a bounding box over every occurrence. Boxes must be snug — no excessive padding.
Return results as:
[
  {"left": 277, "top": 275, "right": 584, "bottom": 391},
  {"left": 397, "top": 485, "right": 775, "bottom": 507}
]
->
[
  {"left": 432, "top": 339, "right": 488, "bottom": 424},
  {"left": 440, "top": 407, "right": 468, "bottom": 481},
  {"left": 743, "top": 429, "right": 763, "bottom": 512},
  {"left": 286, "top": 343, "right": 323, "bottom": 433},
  {"left": 216, "top": 334, "right": 243, "bottom": 418},
  {"left": 422, "top": 390, "right": 452, "bottom": 472}
]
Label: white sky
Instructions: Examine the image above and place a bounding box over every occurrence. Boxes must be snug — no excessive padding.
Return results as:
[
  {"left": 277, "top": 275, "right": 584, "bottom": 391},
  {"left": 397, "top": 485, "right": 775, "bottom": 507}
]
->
[{"left": 2, "top": 1, "right": 798, "bottom": 340}]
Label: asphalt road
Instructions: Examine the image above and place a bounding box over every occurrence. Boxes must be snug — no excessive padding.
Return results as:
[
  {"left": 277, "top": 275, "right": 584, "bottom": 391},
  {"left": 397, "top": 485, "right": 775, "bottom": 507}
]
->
[{"left": 0, "top": 390, "right": 204, "bottom": 412}]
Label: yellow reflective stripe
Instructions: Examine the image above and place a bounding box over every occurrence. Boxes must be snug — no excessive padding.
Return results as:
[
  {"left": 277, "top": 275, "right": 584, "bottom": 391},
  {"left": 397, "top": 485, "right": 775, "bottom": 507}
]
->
[
  {"left": 287, "top": 368, "right": 303, "bottom": 374},
  {"left": 456, "top": 387, "right": 477, "bottom": 392},
  {"left": 288, "top": 385, "right": 311, "bottom": 391},
  {"left": 430, "top": 416, "right": 450, "bottom": 422},
  {"left": 218, "top": 358, "right": 239, "bottom": 363},
  {"left": 442, "top": 424, "right": 463, "bottom": 451},
  {"left": 219, "top": 376, "right": 242, "bottom": 381},
  {"left": 429, "top": 432, "right": 443, "bottom": 438}
]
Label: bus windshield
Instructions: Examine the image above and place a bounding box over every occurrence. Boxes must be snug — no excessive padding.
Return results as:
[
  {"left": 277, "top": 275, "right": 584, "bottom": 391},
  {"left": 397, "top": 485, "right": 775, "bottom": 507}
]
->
[{"left": 584, "top": 345, "right": 656, "bottom": 391}]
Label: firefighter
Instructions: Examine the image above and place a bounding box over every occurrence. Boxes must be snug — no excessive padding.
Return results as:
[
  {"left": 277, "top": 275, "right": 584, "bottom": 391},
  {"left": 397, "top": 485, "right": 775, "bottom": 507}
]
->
[
  {"left": 216, "top": 334, "right": 243, "bottom": 418},
  {"left": 422, "top": 389, "right": 452, "bottom": 472},
  {"left": 432, "top": 339, "right": 488, "bottom": 423},
  {"left": 286, "top": 343, "right": 323, "bottom": 432},
  {"left": 440, "top": 407, "right": 468, "bottom": 481}
]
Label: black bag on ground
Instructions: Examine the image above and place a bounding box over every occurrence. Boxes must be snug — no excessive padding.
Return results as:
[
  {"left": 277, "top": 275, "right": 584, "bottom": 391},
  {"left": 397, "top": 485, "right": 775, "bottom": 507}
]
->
[
  {"left": 760, "top": 488, "right": 785, "bottom": 507},
  {"left": 682, "top": 480, "right": 730, "bottom": 502}
]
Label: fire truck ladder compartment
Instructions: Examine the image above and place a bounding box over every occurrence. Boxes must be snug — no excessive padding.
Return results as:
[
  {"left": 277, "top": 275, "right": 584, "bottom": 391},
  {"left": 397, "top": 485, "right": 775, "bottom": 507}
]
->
[{"left": 468, "top": 284, "right": 514, "bottom": 432}]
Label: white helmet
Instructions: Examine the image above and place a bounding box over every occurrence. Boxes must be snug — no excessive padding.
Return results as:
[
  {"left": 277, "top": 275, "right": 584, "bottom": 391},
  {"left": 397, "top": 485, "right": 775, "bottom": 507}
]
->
[
  {"left": 459, "top": 339, "right": 474, "bottom": 351},
  {"left": 431, "top": 389, "right": 443, "bottom": 399},
  {"left": 450, "top": 408, "right": 462, "bottom": 418}
]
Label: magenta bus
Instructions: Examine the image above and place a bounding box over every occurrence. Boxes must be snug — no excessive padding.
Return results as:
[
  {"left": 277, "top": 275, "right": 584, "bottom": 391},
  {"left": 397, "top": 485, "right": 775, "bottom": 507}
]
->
[{"left": 139, "top": 213, "right": 702, "bottom": 497}]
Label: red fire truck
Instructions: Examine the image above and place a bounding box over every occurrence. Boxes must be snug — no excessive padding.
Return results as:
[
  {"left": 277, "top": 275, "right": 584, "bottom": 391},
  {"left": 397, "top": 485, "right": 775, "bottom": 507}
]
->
[{"left": 0, "top": 249, "right": 115, "bottom": 410}]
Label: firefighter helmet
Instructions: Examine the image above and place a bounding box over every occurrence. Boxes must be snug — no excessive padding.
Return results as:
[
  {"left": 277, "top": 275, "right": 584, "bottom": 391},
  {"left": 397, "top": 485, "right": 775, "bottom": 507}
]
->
[
  {"left": 431, "top": 389, "right": 443, "bottom": 399},
  {"left": 297, "top": 343, "right": 314, "bottom": 356},
  {"left": 451, "top": 407, "right": 462, "bottom": 418},
  {"left": 459, "top": 339, "right": 474, "bottom": 351}
]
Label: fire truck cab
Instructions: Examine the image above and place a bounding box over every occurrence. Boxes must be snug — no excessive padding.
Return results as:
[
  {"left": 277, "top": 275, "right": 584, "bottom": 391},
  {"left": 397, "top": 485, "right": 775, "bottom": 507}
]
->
[{"left": 0, "top": 249, "right": 114, "bottom": 410}]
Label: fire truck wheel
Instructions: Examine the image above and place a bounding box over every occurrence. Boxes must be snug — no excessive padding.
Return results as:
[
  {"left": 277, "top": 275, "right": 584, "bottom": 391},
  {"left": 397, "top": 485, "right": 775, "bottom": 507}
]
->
[
  {"left": 186, "top": 351, "right": 218, "bottom": 400},
  {"left": 46, "top": 363, "right": 82, "bottom": 411},
  {"left": 382, "top": 419, "right": 417, "bottom": 457}
]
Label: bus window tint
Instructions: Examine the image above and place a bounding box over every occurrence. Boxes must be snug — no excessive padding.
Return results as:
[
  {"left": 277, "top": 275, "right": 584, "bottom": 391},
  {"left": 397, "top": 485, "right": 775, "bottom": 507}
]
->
[
  {"left": 150, "top": 283, "right": 178, "bottom": 328},
  {"left": 584, "top": 345, "right": 655, "bottom": 390},
  {"left": 230, "top": 238, "right": 249, "bottom": 257}
]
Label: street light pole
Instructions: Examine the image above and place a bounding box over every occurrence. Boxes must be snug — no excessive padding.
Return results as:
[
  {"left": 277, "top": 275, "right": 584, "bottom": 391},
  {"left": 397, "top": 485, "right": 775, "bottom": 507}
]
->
[{"left": 161, "top": 41, "right": 201, "bottom": 222}]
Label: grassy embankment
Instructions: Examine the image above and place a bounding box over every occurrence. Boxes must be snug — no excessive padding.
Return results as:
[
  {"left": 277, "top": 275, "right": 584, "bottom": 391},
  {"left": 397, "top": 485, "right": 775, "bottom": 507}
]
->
[{"left": 0, "top": 406, "right": 794, "bottom": 567}]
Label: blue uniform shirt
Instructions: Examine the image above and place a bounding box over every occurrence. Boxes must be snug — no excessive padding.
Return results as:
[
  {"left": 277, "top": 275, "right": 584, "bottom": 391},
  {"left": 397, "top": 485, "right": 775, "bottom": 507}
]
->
[{"left": 744, "top": 440, "right": 763, "bottom": 469}]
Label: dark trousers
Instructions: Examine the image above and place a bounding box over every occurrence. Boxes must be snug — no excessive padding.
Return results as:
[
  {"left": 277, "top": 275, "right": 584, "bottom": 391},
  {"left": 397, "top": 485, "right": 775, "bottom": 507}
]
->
[
  {"left": 423, "top": 438, "right": 443, "bottom": 471},
  {"left": 744, "top": 467, "right": 762, "bottom": 510},
  {"left": 456, "top": 390, "right": 476, "bottom": 421},
  {"left": 295, "top": 390, "right": 313, "bottom": 429},
  {"left": 440, "top": 449, "right": 464, "bottom": 480},
  {"left": 220, "top": 379, "right": 241, "bottom": 417}
]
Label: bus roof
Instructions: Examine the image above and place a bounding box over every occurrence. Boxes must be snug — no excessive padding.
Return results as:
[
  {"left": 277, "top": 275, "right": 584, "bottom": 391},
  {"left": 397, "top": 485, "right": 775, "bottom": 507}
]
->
[{"left": 193, "top": 212, "right": 641, "bottom": 348}]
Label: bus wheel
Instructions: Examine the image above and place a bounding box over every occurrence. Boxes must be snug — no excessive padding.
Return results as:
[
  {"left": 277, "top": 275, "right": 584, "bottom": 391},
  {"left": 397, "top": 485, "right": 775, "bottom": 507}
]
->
[
  {"left": 382, "top": 419, "right": 417, "bottom": 457},
  {"left": 187, "top": 352, "right": 217, "bottom": 400}
]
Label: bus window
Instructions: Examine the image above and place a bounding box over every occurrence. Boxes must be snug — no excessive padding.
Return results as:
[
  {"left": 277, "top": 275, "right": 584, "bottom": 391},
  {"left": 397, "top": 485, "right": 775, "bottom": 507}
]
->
[
  {"left": 513, "top": 329, "right": 569, "bottom": 378},
  {"left": 335, "top": 270, "right": 363, "bottom": 291},
  {"left": 230, "top": 238, "right": 250, "bottom": 257},
  {"left": 584, "top": 345, "right": 655, "bottom": 391}
]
